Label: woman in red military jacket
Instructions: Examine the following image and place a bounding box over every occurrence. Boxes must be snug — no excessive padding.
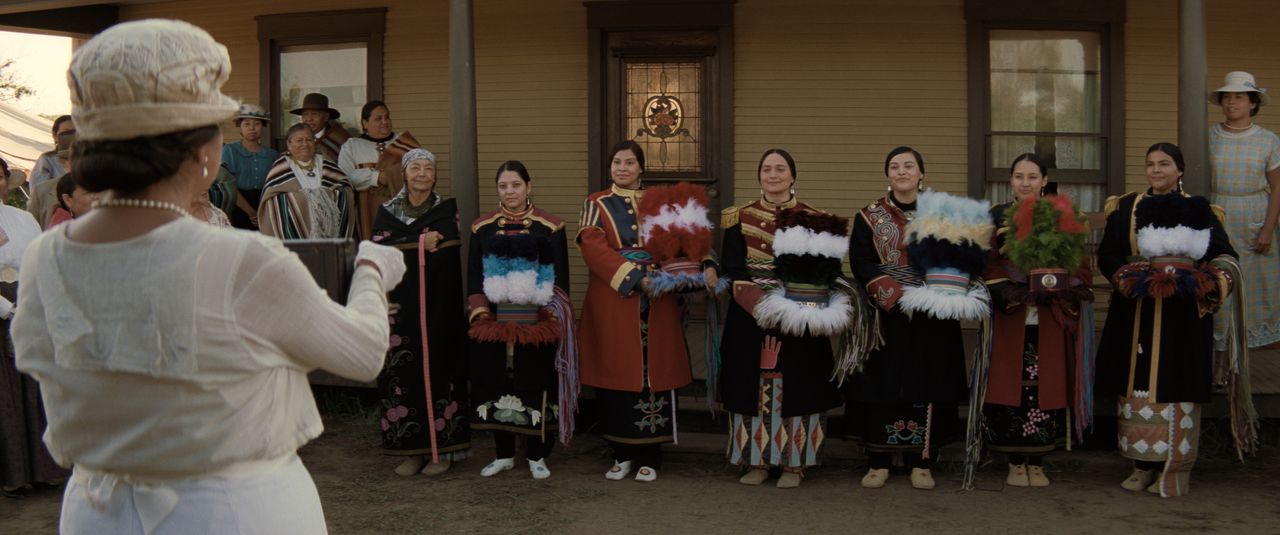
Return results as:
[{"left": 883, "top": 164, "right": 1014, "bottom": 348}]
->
[{"left": 577, "top": 140, "right": 717, "bottom": 483}]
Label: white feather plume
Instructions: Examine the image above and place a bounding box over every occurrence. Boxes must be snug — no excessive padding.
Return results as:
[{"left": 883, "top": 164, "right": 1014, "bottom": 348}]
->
[
  {"left": 1136, "top": 225, "right": 1210, "bottom": 259},
  {"left": 752, "top": 289, "right": 853, "bottom": 336},
  {"left": 897, "top": 283, "right": 991, "bottom": 321},
  {"left": 483, "top": 271, "right": 555, "bottom": 306},
  {"left": 771, "top": 226, "right": 848, "bottom": 259},
  {"left": 640, "top": 198, "right": 713, "bottom": 241}
]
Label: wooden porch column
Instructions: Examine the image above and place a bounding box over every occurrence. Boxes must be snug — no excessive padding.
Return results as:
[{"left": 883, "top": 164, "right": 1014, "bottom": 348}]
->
[
  {"left": 449, "top": 0, "right": 480, "bottom": 270},
  {"left": 1178, "top": 0, "right": 1209, "bottom": 195}
]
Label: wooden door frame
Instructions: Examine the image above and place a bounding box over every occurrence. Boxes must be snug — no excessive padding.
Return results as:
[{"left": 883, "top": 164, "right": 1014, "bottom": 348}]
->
[{"left": 585, "top": 0, "right": 735, "bottom": 207}]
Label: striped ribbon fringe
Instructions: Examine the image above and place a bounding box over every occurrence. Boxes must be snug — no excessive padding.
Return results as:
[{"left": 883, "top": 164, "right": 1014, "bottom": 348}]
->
[
  {"left": 549, "top": 286, "right": 580, "bottom": 446},
  {"left": 704, "top": 293, "right": 723, "bottom": 416},
  {"left": 1217, "top": 259, "right": 1259, "bottom": 459},
  {"left": 830, "top": 277, "right": 884, "bottom": 385},
  {"left": 961, "top": 314, "right": 994, "bottom": 491},
  {"left": 1074, "top": 302, "right": 1098, "bottom": 443},
  {"left": 418, "top": 233, "right": 440, "bottom": 463}
]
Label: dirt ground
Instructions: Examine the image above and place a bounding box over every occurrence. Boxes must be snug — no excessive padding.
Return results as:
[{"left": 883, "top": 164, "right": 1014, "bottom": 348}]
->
[{"left": 4, "top": 413, "right": 1280, "bottom": 534}]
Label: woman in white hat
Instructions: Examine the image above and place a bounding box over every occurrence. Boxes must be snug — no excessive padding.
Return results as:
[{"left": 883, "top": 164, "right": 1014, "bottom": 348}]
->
[
  {"left": 12, "top": 19, "right": 406, "bottom": 533},
  {"left": 220, "top": 103, "right": 279, "bottom": 229},
  {"left": 1208, "top": 71, "right": 1280, "bottom": 349}
]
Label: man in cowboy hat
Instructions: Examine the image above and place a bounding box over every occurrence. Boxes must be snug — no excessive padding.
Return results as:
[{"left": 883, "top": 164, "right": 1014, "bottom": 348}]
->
[
  {"left": 222, "top": 103, "right": 280, "bottom": 229},
  {"left": 290, "top": 92, "right": 350, "bottom": 162}
]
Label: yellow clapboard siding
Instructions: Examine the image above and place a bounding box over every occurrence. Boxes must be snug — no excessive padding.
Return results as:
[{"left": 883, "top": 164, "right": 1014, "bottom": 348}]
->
[
  {"left": 733, "top": 0, "right": 969, "bottom": 216},
  {"left": 1125, "top": 0, "right": 1279, "bottom": 194}
]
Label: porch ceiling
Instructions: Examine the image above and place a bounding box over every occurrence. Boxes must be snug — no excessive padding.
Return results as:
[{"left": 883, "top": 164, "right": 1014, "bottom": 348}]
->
[{"left": 0, "top": 0, "right": 160, "bottom": 16}]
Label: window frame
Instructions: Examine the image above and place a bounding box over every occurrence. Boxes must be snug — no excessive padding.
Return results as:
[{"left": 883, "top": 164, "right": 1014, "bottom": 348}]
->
[
  {"left": 256, "top": 8, "right": 386, "bottom": 149},
  {"left": 965, "top": 1, "right": 1126, "bottom": 202},
  {"left": 586, "top": 0, "right": 734, "bottom": 202},
  {"left": 610, "top": 42, "right": 717, "bottom": 182}
]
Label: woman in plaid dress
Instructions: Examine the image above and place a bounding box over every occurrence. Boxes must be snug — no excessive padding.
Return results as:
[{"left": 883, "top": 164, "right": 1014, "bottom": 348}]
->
[{"left": 1208, "top": 71, "right": 1280, "bottom": 348}]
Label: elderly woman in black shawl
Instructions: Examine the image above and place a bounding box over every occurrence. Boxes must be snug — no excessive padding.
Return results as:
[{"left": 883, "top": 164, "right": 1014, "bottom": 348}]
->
[{"left": 371, "top": 148, "right": 471, "bottom": 476}]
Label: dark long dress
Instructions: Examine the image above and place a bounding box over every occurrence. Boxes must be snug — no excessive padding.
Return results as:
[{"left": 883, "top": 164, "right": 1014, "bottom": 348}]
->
[
  {"left": 1095, "top": 191, "right": 1236, "bottom": 403},
  {"left": 1, "top": 282, "right": 67, "bottom": 490},
  {"left": 845, "top": 196, "right": 966, "bottom": 456},
  {"left": 1095, "top": 190, "right": 1238, "bottom": 496},
  {"left": 371, "top": 195, "right": 470, "bottom": 459},
  {"left": 719, "top": 198, "right": 841, "bottom": 469},
  {"left": 466, "top": 206, "right": 570, "bottom": 446}
]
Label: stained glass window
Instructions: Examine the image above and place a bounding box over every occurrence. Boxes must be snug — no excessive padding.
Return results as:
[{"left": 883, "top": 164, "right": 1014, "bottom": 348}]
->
[{"left": 625, "top": 60, "right": 703, "bottom": 175}]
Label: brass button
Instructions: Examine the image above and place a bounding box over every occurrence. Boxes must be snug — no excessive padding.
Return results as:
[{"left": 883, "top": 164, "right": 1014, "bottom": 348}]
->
[
  {"left": 630, "top": 224, "right": 638, "bottom": 230},
  {"left": 624, "top": 198, "right": 632, "bottom": 204},
  {"left": 627, "top": 209, "right": 634, "bottom": 214}
]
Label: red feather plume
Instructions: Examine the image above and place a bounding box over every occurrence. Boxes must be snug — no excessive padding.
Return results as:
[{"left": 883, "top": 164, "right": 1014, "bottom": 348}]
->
[
  {"left": 1051, "top": 194, "right": 1086, "bottom": 234},
  {"left": 1013, "top": 197, "right": 1036, "bottom": 241},
  {"left": 638, "top": 182, "right": 713, "bottom": 262}
]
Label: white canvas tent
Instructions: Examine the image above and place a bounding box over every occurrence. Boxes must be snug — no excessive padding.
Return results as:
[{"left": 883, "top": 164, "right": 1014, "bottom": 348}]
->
[{"left": 0, "top": 100, "right": 53, "bottom": 176}]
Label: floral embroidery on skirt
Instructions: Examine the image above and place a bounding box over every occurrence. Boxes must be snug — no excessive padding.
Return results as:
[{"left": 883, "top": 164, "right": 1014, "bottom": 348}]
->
[{"left": 983, "top": 339, "right": 1066, "bottom": 454}]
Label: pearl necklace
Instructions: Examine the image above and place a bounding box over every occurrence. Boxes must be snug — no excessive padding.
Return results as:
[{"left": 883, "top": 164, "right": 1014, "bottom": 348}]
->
[
  {"left": 1223, "top": 121, "right": 1254, "bottom": 131},
  {"left": 93, "top": 197, "right": 190, "bottom": 218}
]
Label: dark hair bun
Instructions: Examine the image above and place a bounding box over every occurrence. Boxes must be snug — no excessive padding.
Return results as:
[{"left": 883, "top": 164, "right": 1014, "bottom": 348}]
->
[{"left": 73, "top": 125, "right": 220, "bottom": 194}]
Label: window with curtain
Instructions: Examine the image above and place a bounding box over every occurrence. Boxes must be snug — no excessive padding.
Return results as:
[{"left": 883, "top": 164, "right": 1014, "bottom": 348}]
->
[
  {"left": 256, "top": 8, "right": 385, "bottom": 148},
  {"left": 277, "top": 42, "right": 368, "bottom": 139},
  {"left": 984, "top": 29, "right": 1107, "bottom": 211}
]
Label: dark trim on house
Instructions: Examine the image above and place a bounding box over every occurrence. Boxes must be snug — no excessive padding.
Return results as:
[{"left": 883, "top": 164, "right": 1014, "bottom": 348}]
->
[
  {"left": 1107, "top": 22, "right": 1126, "bottom": 198},
  {"left": 256, "top": 8, "right": 386, "bottom": 147},
  {"left": 964, "top": 0, "right": 1125, "bottom": 23},
  {"left": 0, "top": 5, "right": 117, "bottom": 37}
]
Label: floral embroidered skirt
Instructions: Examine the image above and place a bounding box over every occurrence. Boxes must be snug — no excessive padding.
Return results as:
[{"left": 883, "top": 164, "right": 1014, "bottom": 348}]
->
[
  {"left": 470, "top": 340, "right": 559, "bottom": 442},
  {"left": 378, "top": 346, "right": 471, "bottom": 460},
  {"left": 982, "top": 337, "right": 1066, "bottom": 455},
  {"left": 1118, "top": 393, "right": 1201, "bottom": 497},
  {"left": 598, "top": 387, "right": 678, "bottom": 445},
  {"left": 728, "top": 372, "right": 825, "bottom": 470},
  {"left": 848, "top": 401, "right": 958, "bottom": 455}
]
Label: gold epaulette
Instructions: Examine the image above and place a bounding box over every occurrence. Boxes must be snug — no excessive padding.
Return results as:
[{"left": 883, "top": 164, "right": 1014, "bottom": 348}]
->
[
  {"left": 1103, "top": 192, "right": 1136, "bottom": 219},
  {"left": 1211, "top": 203, "right": 1226, "bottom": 225},
  {"left": 721, "top": 205, "right": 740, "bottom": 228}
]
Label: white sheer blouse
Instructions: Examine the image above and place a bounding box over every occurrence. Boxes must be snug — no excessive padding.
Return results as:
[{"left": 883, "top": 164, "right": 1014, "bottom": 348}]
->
[{"left": 13, "top": 218, "right": 389, "bottom": 479}]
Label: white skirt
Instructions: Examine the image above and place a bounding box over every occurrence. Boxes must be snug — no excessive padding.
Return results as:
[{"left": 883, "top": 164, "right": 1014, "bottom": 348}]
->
[{"left": 60, "top": 454, "right": 327, "bottom": 535}]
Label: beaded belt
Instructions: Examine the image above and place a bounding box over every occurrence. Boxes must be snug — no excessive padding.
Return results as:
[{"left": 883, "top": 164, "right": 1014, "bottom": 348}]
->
[
  {"left": 1150, "top": 255, "right": 1195, "bottom": 273},
  {"left": 494, "top": 304, "right": 540, "bottom": 324},
  {"left": 783, "top": 282, "right": 830, "bottom": 308}
]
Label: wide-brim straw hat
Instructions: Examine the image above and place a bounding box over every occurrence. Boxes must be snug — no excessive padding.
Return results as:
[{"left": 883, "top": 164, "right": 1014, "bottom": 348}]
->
[
  {"left": 3, "top": 167, "right": 27, "bottom": 187},
  {"left": 68, "top": 19, "right": 239, "bottom": 141},
  {"left": 289, "top": 93, "right": 341, "bottom": 119},
  {"left": 236, "top": 103, "right": 271, "bottom": 124},
  {"left": 1208, "top": 71, "right": 1270, "bottom": 106}
]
